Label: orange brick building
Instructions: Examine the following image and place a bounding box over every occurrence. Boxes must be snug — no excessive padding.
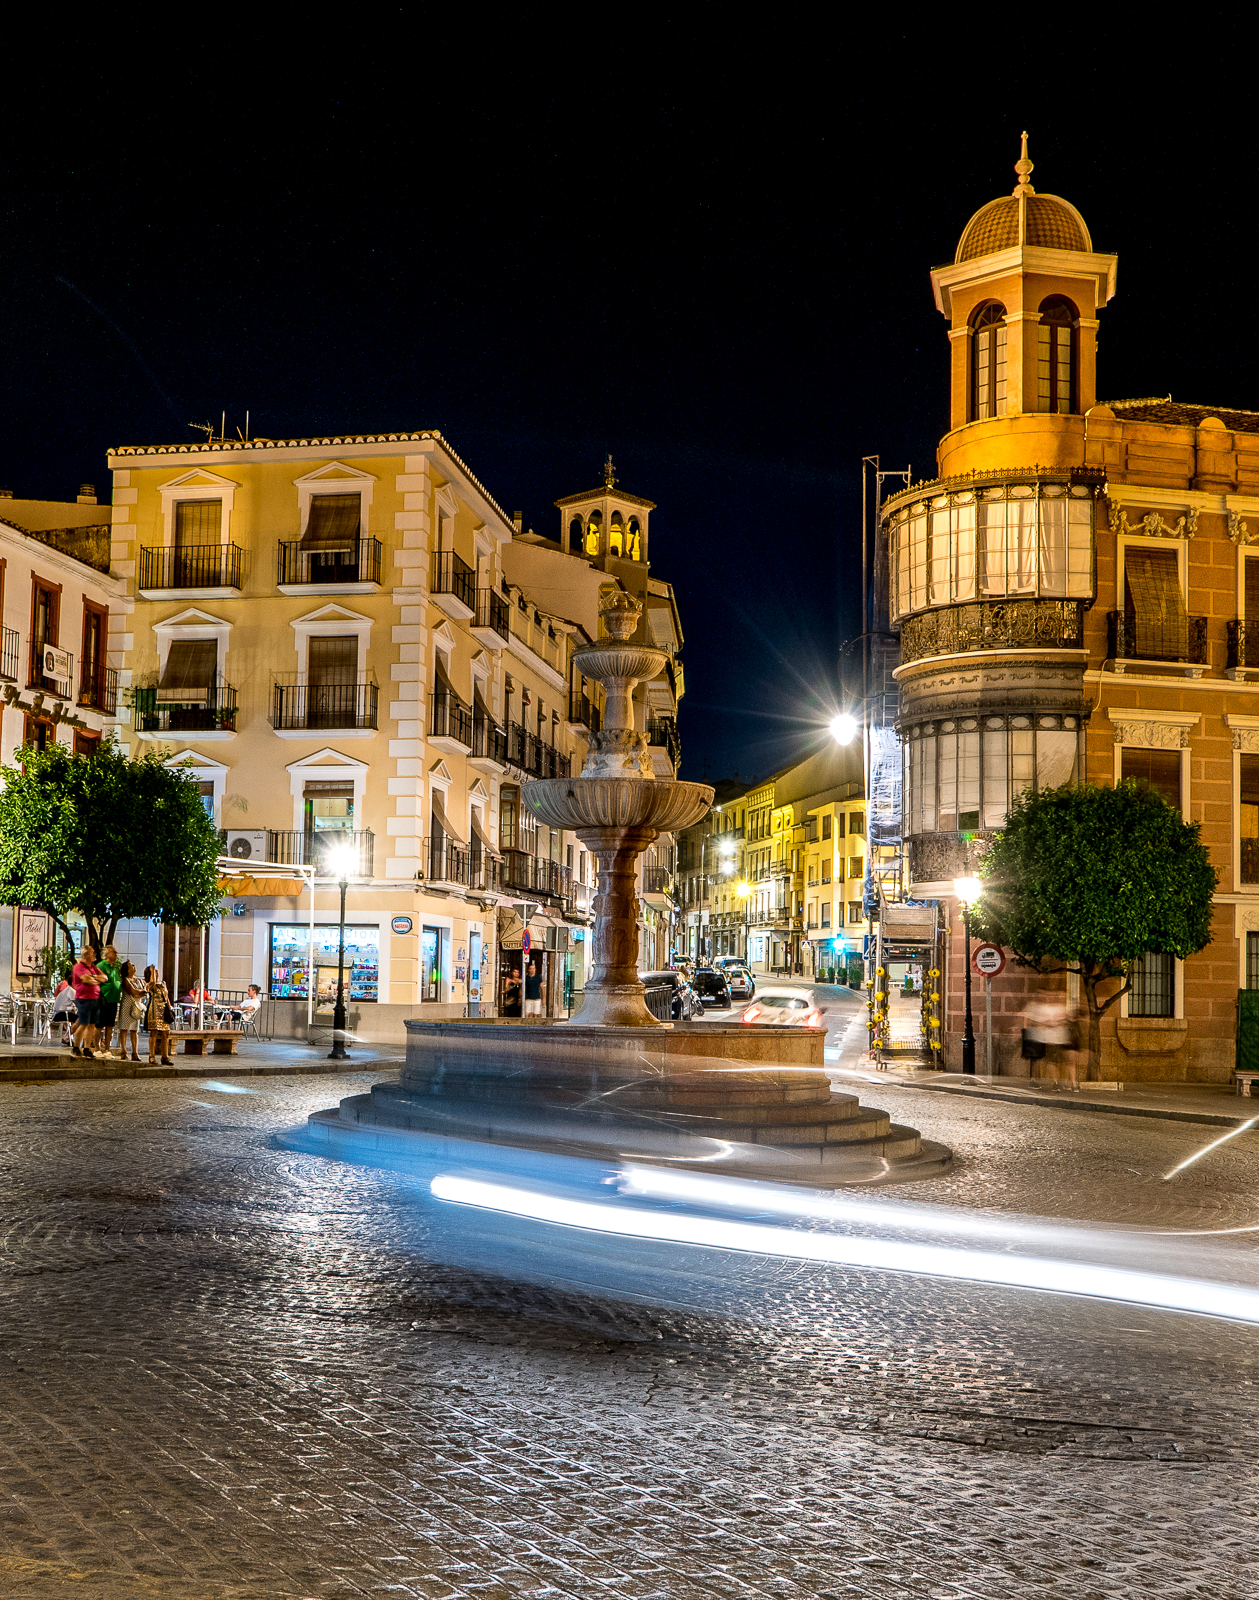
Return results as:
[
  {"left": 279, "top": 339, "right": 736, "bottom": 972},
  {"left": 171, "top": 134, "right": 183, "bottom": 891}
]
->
[{"left": 881, "top": 137, "right": 1256, "bottom": 1082}]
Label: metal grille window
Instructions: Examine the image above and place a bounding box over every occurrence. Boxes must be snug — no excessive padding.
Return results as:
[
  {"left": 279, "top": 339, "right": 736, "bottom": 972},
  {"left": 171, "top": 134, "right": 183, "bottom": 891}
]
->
[
  {"left": 972, "top": 303, "right": 1007, "bottom": 420},
  {"left": 1129, "top": 951, "right": 1174, "bottom": 1018},
  {"left": 889, "top": 482, "right": 1093, "bottom": 619},
  {"left": 1036, "top": 297, "right": 1076, "bottom": 414},
  {"left": 1124, "top": 547, "right": 1187, "bottom": 661},
  {"left": 175, "top": 499, "right": 222, "bottom": 545},
  {"left": 1248, "top": 932, "right": 1259, "bottom": 990},
  {"left": 903, "top": 714, "right": 1079, "bottom": 834}
]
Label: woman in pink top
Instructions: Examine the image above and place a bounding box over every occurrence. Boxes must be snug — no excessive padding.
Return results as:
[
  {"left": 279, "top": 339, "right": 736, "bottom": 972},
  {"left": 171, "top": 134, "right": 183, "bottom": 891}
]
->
[{"left": 70, "top": 947, "right": 106, "bottom": 1058}]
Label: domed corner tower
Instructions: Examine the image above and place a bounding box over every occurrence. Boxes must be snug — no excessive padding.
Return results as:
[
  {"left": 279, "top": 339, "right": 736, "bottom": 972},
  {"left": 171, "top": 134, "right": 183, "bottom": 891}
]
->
[
  {"left": 881, "top": 136, "right": 1115, "bottom": 901},
  {"left": 931, "top": 132, "right": 1118, "bottom": 479}
]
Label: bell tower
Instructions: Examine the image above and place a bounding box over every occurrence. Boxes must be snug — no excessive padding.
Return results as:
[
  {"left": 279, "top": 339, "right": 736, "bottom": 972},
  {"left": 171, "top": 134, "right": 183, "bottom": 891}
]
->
[
  {"left": 929, "top": 134, "right": 1118, "bottom": 477},
  {"left": 554, "top": 455, "right": 655, "bottom": 571}
]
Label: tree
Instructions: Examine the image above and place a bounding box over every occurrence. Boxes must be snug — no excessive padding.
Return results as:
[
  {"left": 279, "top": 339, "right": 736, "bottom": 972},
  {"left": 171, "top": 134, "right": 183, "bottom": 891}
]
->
[
  {"left": 971, "top": 780, "right": 1217, "bottom": 1081},
  {"left": 0, "top": 743, "right": 223, "bottom": 952}
]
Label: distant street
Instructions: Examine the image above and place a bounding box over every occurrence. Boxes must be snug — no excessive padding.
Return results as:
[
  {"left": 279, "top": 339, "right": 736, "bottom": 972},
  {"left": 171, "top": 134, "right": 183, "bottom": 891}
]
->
[{"left": 4, "top": 1070, "right": 1259, "bottom": 1597}]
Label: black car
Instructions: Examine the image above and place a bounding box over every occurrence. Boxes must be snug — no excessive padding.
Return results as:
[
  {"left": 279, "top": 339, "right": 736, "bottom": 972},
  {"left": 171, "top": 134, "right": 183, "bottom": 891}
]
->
[
  {"left": 640, "top": 971, "right": 703, "bottom": 1020},
  {"left": 691, "top": 967, "right": 732, "bottom": 1008}
]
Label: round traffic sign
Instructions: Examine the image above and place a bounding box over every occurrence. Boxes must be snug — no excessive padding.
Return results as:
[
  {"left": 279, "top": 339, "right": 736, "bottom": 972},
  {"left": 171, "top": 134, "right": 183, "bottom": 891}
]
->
[
  {"left": 972, "top": 944, "right": 1005, "bottom": 977},
  {"left": 521, "top": 929, "right": 531, "bottom": 953}
]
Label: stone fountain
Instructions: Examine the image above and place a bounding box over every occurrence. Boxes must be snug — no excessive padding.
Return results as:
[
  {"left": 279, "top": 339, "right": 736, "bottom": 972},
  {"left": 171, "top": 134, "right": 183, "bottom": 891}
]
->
[
  {"left": 297, "top": 592, "right": 950, "bottom": 1186},
  {"left": 523, "top": 589, "right": 711, "bottom": 1025}
]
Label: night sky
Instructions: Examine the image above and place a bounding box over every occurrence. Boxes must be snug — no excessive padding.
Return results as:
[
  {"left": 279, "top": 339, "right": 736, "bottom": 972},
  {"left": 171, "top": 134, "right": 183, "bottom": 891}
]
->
[{"left": 5, "top": 31, "right": 1257, "bottom": 785}]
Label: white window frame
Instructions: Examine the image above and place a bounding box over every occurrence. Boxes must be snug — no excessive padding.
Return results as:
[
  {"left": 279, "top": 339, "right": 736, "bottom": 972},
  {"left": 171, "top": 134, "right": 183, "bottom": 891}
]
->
[
  {"left": 1115, "top": 533, "right": 1189, "bottom": 614},
  {"left": 289, "top": 603, "right": 372, "bottom": 680},
  {"left": 158, "top": 469, "right": 237, "bottom": 547},
  {"left": 285, "top": 747, "right": 369, "bottom": 837},
  {"left": 153, "top": 607, "right": 232, "bottom": 681},
  {"left": 162, "top": 749, "right": 229, "bottom": 825},
  {"left": 292, "top": 462, "right": 376, "bottom": 539},
  {"left": 1227, "top": 715, "right": 1259, "bottom": 899}
]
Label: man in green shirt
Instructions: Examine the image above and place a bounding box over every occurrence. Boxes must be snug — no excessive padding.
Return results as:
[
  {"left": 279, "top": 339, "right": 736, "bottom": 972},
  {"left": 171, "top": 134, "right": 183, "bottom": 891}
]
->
[{"left": 96, "top": 944, "right": 123, "bottom": 1058}]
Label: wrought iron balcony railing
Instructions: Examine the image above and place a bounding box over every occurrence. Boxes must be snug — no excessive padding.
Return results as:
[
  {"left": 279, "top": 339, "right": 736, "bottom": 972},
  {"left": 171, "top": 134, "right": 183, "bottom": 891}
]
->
[
  {"left": 501, "top": 849, "right": 573, "bottom": 901},
  {"left": 471, "top": 714, "right": 507, "bottom": 765},
  {"left": 138, "top": 543, "right": 243, "bottom": 591},
  {"left": 277, "top": 538, "right": 382, "bottom": 587},
  {"left": 130, "top": 678, "right": 238, "bottom": 733},
  {"left": 78, "top": 664, "right": 118, "bottom": 715},
  {"left": 1107, "top": 612, "right": 1208, "bottom": 668},
  {"left": 643, "top": 866, "right": 674, "bottom": 895},
  {"left": 272, "top": 680, "right": 378, "bottom": 731},
  {"left": 430, "top": 687, "right": 473, "bottom": 747},
  {"left": 431, "top": 550, "right": 476, "bottom": 612},
  {"left": 0, "top": 627, "right": 19, "bottom": 683},
  {"left": 646, "top": 719, "right": 680, "bottom": 769},
  {"left": 473, "top": 588, "right": 510, "bottom": 640},
  {"left": 898, "top": 598, "right": 1087, "bottom": 666},
  {"left": 268, "top": 829, "right": 375, "bottom": 877},
  {"left": 504, "top": 722, "right": 571, "bottom": 780},
  {"left": 1229, "top": 620, "right": 1259, "bottom": 670},
  {"left": 425, "top": 834, "right": 470, "bottom": 886},
  {"left": 568, "top": 691, "right": 602, "bottom": 732}
]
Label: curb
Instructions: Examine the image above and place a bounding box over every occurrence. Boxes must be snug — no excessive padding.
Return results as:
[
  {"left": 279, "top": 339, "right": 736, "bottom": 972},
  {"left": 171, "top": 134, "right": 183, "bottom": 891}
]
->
[
  {"left": 867, "top": 1074, "right": 1249, "bottom": 1130},
  {"left": 0, "top": 1058, "right": 402, "bottom": 1084}
]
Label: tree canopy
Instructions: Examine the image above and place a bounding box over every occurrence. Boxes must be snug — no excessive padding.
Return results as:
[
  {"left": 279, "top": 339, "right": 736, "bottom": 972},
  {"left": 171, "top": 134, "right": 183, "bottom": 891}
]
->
[
  {"left": 0, "top": 743, "right": 223, "bottom": 951},
  {"left": 971, "top": 780, "right": 1217, "bottom": 1079}
]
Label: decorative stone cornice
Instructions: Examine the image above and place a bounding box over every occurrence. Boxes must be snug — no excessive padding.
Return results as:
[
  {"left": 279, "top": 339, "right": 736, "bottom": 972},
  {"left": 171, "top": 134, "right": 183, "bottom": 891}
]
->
[
  {"left": 1229, "top": 511, "right": 1257, "bottom": 546},
  {"left": 1108, "top": 503, "right": 1199, "bottom": 541},
  {"left": 1107, "top": 707, "right": 1201, "bottom": 748},
  {"left": 1225, "top": 713, "right": 1259, "bottom": 752}
]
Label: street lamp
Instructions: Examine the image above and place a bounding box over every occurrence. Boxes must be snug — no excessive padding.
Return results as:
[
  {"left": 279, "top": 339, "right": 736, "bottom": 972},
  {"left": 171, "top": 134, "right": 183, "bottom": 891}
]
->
[
  {"left": 326, "top": 841, "right": 358, "bottom": 1060},
  {"left": 953, "top": 875, "right": 982, "bottom": 1075},
  {"left": 830, "top": 712, "right": 858, "bottom": 745}
]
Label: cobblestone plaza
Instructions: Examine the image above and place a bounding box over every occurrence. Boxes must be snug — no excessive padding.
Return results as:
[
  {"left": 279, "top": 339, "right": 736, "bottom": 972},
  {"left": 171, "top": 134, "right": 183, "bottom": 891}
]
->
[{"left": 3, "top": 1070, "right": 1259, "bottom": 1598}]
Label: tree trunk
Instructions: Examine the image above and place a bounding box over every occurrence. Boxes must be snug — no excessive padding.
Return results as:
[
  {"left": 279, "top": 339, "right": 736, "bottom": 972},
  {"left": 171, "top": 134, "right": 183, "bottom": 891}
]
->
[{"left": 1085, "top": 991, "right": 1102, "bottom": 1082}]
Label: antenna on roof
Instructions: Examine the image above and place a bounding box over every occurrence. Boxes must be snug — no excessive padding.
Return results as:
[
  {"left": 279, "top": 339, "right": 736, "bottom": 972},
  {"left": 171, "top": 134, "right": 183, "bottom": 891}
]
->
[{"left": 188, "top": 420, "right": 214, "bottom": 439}]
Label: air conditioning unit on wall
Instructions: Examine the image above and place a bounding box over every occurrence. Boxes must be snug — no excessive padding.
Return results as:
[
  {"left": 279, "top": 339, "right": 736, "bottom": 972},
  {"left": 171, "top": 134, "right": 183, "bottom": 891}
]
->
[{"left": 225, "top": 830, "right": 268, "bottom": 861}]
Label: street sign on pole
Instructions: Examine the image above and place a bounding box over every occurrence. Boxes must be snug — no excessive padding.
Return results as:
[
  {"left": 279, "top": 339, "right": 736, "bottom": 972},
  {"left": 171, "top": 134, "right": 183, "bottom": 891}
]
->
[
  {"left": 521, "top": 929, "right": 531, "bottom": 953},
  {"left": 972, "top": 944, "right": 1005, "bottom": 978}
]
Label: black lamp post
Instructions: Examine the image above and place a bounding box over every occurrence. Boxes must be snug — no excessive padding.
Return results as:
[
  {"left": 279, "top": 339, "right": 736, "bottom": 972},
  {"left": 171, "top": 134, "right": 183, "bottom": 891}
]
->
[
  {"left": 328, "top": 844, "right": 355, "bottom": 1061},
  {"left": 954, "top": 875, "right": 981, "bottom": 1075}
]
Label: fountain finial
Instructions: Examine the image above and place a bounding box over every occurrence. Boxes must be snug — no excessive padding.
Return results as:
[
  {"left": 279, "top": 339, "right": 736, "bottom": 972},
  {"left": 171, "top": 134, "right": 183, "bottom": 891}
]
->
[{"left": 600, "top": 587, "right": 641, "bottom": 641}]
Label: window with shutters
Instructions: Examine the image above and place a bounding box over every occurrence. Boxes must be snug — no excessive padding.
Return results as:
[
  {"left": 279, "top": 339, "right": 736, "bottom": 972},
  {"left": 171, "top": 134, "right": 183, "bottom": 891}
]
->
[
  {"left": 159, "top": 639, "right": 219, "bottom": 702},
  {"left": 1036, "top": 297, "right": 1077, "bottom": 414},
  {"left": 29, "top": 579, "right": 59, "bottom": 689},
  {"left": 1123, "top": 546, "right": 1187, "bottom": 661},
  {"left": 306, "top": 635, "right": 358, "bottom": 728},
  {"left": 300, "top": 494, "right": 362, "bottom": 582}
]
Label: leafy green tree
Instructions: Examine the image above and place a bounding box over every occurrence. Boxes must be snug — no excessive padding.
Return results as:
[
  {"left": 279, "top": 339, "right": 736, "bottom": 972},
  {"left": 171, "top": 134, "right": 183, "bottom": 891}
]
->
[
  {"left": 0, "top": 742, "right": 223, "bottom": 952},
  {"left": 971, "top": 781, "right": 1217, "bottom": 1081}
]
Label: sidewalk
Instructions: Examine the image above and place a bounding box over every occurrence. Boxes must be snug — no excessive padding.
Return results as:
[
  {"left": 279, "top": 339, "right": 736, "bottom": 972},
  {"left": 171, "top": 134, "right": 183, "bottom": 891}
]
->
[{"left": 0, "top": 1035, "right": 404, "bottom": 1083}]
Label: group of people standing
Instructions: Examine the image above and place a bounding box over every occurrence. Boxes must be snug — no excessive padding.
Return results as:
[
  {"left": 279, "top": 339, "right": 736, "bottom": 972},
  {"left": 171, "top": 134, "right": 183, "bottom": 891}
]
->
[{"left": 54, "top": 947, "right": 175, "bottom": 1063}]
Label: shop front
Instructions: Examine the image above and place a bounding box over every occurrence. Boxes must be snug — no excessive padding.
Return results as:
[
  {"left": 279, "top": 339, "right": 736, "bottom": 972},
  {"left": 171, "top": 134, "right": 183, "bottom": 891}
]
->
[{"left": 269, "top": 922, "right": 380, "bottom": 1005}]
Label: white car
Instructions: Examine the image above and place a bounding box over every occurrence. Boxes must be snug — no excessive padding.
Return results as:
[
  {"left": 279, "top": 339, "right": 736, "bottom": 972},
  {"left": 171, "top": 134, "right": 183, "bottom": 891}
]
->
[
  {"left": 741, "top": 988, "right": 827, "bottom": 1028},
  {"left": 723, "top": 965, "right": 756, "bottom": 1001}
]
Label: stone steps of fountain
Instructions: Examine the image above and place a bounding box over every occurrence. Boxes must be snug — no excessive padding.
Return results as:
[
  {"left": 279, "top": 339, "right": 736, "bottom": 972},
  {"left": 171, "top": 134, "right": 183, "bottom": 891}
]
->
[{"left": 645, "top": 1092, "right": 865, "bottom": 1126}]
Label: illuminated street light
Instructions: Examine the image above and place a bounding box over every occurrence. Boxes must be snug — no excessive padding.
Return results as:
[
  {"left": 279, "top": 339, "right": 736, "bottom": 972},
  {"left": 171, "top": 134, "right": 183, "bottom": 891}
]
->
[
  {"left": 953, "top": 875, "right": 983, "bottom": 1075},
  {"left": 326, "top": 841, "right": 359, "bottom": 1061},
  {"left": 830, "top": 712, "right": 858, "bottom": 745}
]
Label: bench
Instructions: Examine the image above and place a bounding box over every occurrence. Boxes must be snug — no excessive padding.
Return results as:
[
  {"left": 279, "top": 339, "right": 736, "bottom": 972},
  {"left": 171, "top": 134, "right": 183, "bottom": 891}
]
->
[{"left": 171, "top": 1029, "right": 242, "bottom": 1057}]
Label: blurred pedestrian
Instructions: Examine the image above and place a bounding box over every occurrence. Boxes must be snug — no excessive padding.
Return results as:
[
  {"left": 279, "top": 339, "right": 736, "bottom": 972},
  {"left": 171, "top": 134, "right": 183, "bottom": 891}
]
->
[
  {"left": 51, "top": 978, "right": 77, "bottom": 1047},
  {"left": 143, "top": 965, "right": 175, "bottom": 1065},
  {"left": 118, "top": 962, "right": 145, "bottom": 1062},
  {"left": 96, "top": 944, "right": 122, "bottom": 1057},
  {"left": 523, "top": 958, "right": 543, "bottom": 1016}
]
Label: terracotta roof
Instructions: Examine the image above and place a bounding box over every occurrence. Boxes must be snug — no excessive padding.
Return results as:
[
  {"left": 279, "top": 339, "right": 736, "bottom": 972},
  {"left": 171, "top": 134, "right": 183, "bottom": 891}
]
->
[
  {"left": 1102, "top": 398, "right": 1259, "bottom": 433},
  {"left": 554, "top": 487, "right": 656, "bottom": 511},
  {"left": 956, "top": 193, "right": 1090, "bottom": 261},
  {"left": 107, "top": 429, "right": 513, "bottom": 528}
]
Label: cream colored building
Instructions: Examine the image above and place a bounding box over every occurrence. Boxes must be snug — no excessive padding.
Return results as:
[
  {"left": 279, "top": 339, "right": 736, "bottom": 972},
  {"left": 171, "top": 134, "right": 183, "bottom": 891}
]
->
[{"left": 103, "top": 434, "right": 682, "bottom": 1032}]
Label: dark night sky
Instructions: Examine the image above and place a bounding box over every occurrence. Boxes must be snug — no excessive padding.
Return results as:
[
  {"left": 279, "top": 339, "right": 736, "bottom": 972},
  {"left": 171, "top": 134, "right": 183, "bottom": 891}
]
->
[{"left": 4, "top": 27, "right": 1256, "bottom": 785}]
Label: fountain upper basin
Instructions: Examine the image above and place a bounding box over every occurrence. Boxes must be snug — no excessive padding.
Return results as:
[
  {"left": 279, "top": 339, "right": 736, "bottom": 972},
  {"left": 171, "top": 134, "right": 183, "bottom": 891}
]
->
[{"left": 524, "top": 776, "right": 713, "bottom": 832}]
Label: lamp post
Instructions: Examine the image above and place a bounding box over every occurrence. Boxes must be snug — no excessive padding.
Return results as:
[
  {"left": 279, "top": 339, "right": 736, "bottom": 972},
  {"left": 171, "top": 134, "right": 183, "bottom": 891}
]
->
[
  {"left": 327, "top": 842, "right": 358, "bottom": 1060},
  {"left": 954, "top": 875, "right": 982, "bottom": 1075}
]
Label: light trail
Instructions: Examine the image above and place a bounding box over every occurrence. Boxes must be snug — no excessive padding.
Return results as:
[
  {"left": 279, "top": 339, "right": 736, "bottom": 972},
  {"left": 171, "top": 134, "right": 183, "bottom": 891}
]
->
[
  {"left": 430, "top": 1174, "right": 1259, "bottom": 1326},
  {"left": 1163, "top": 1119, "right": 1257, "bottom": 1180}
]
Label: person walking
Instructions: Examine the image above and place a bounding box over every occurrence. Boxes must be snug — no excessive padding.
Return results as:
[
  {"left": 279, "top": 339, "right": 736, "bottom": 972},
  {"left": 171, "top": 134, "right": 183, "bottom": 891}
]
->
[
  {"left": 523, "top": 958, "right": 543, "bottom": 1017},
  {"left": 143, "top": 965, "right": 175, "bottom": 1065},
  {"left": 70, "top": 947, "right": 106, "bottom": 1058},
  {"left": 118, "top": 962, "right": 146, "bottom": 1063},
  {"left": 96, "top": 944, "right": 123, "bottom": 1058}
]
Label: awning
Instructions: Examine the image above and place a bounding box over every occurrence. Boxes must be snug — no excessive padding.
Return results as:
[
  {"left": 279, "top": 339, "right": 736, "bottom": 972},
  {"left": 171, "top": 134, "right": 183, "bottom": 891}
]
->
[
  {"left": 431, "top": 790, "right": 468, "bottom": 849},
  {"left": 498, "top": 907, "right": 562, "bottom": 950},
  {"left": 216, "top": 873, "right": 307, "bottom": 897},
  {"left": 300, "top": 493, "right": 361, "bottom": 552},
  {"left": 470, "top": 808, "right": 503, "bottom": 862}
]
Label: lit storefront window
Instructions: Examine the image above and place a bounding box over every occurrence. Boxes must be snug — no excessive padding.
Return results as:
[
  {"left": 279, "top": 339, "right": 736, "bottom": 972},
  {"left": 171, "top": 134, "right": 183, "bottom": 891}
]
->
[{"left": 270, "top": 924, "right": 380, "bottom": 1002}]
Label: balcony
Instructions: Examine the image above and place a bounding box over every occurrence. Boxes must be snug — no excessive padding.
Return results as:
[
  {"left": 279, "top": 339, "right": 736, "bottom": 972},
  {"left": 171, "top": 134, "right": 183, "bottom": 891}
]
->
[
  {"left": 568, "top": 691, "right": 602, "bottom": 733},
  {"left": 268, "top": 829, "right": 375, "bottom": 877},
  {"left": 643, "top": 866, "right": 674, "bottom": 895},
  {"left": 430, "top": 687, "right": 473, "bottom": 752},
  {"left": 898, "top": 598, "right": 1087, "bottom": 666},
  {"left": 470, "top": 714, "right": 507, "bottom": 773},
  {"left": 0, "top": 627, "right": 19, "bottom": 682},
  {"left": 78, "top": 664, "right": 119, "bottom": 717},
  {"left": 1107, "top": 612, "right": 1208, "bottom": 678},
  {"left": 505, "top": 721, "right": 571, "bottom": 780},
  {"left": 138, "top": 543, "right": 243, "bottom": 597},
  {"left": 508, "top": 603, "right": 564, "bottom": 678},
  {"left": 271, "top": 679, "right": 378, "bottom": 735},
  {"left": 501, "top": 849, "right": 572, "bottom": 902},
  {"left": 1228, "top": 620, "right": 1259, "bottom": 681},
  {"left": 646, "top": 719, "right": 680, "bottom": 772},
  {"left": 430, "top": 551, "right": 476, "bottom": 621},
  {"left": 28, "top": 642, "right": 74, "bottom": 700},
  {"left": 425, "top": 834, "right": 470, "bottom": 887},
  {"left": 471, "top": 589, "right": 510, "bottom": 649},
  {"left": 277, "top": 538, "right": 382, "bottom": 592},
  {"left": 131, "top": 680, "right": 239, "bottom": 740}
]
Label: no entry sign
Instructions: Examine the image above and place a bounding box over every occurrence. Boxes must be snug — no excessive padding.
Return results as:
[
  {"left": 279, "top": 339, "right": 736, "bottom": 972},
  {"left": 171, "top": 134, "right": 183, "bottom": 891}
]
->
[{"left": 972, "top": 943, "right": 1005, "bottom": 978}]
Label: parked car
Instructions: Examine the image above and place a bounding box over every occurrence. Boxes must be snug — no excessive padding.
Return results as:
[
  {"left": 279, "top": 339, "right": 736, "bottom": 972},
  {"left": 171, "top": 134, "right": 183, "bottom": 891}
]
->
[
  {"left": 723, "top": 965, "right": 756, "bottom": 1001},
  {"left": 690, "top": 967, "right": 733, "bottom": 1009},
  {"left": 741, "top": 988, "right": 827, "bottom": 1028},
  {"left": 640, "top": 970, "right": 703, "bottom": 1020}
]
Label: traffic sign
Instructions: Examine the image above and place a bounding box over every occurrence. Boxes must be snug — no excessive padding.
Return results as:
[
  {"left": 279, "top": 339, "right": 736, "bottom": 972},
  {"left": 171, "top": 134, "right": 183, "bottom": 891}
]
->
[
  {"left": 972, "top": 944, "right": 1005, "bottom": 977},
  {"left": 521, "top": 929, "right": 531, "bottom": 953}
]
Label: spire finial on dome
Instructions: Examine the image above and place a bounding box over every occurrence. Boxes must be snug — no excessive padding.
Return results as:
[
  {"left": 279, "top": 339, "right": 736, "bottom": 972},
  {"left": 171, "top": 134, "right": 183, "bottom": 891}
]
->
[{"left": 1012, "top": 129, "right": 1035, "bottom": 195}]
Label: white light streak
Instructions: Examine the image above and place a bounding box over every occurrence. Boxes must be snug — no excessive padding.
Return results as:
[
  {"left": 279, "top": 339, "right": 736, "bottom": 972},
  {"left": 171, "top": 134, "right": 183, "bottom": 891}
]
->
[
  {"left": 429, "top": 1174, "right": 1259, "bottom": 1326},
  {"left": 1163, "top": 1118, "right": 1257, "bottom": 1180}
]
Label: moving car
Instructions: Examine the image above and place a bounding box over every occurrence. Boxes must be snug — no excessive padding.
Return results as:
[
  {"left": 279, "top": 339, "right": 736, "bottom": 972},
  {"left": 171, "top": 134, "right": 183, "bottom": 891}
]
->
[
  {"left": 723, "top": 965, "right": 756, "bottom": 1001},
  {"left": 690, "top": 967, "right": 733, "bottom": 1009},
  {"left": 640, "top": 970, "right": 703, "bottom": 1020},
  {"left": 741, "top": 988, "right": 827, "bottom": 1028}
]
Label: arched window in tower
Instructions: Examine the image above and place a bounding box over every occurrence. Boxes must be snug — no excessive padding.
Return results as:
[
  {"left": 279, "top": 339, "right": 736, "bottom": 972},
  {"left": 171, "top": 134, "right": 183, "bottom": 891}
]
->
[
  {"left": 628, "top": 517, "right": 641, "bottom": 560},
  {"left": 569, "top": 516, "right": 583, "bottom": 551},
  {"left": 1037, "top": 297, "right": 1077, "bottom": 414},
  {"left": 971, "top": 302, "right": 1007, "bottom": 420},
  {"left": 609, "top": 512, "right": 624, "bottom": 557},
  {"left": 585, "top": 511, "right": 602, "bottom": 555}
]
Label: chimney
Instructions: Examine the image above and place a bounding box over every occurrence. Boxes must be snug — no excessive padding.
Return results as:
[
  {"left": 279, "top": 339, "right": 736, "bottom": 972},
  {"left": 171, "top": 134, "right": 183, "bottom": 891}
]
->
[
  {"left": 512, "top": 510, "right": 523, "bottom": 534},
  {"left": 0, "top": 489, "right": 12, "bottom": 499},
  {"left": 77, "top": 483, "right": 97, "bottom": 504}
]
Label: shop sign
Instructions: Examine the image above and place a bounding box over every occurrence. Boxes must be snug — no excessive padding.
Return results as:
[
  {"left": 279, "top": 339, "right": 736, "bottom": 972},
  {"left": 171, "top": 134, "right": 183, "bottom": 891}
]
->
[
  {"left": 391, "top": 916, "right": 413, "bottom": 934},
  {"left": 972, "top": 944, "right": 1005, "bottom": 977}
]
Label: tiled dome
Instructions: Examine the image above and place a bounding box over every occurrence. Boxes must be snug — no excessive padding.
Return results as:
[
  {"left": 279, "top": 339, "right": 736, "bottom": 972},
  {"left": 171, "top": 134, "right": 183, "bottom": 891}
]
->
[{"left": 956, "top": 193, "right": 1091, "bottom": 262}]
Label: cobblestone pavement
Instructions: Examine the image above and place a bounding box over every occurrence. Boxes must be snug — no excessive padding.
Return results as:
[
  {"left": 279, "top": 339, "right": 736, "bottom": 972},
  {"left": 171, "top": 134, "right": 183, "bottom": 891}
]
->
[{"left": 3, "top": 1074, "right": 1259, "bottom": 1599}]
